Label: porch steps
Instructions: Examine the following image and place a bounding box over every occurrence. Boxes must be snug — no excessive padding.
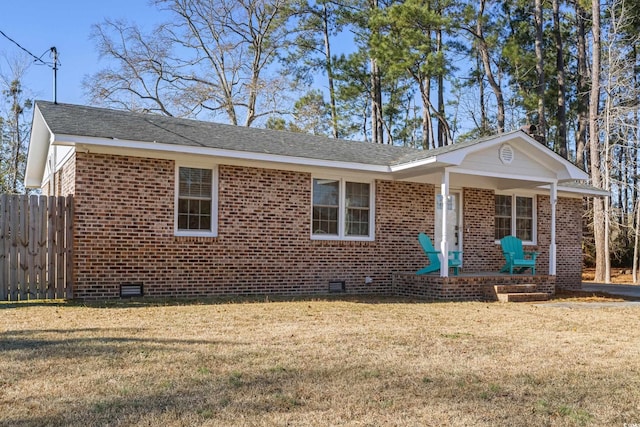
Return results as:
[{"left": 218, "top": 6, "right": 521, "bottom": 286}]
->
[{"left": 494, "top": 284, "right": 548, "bottom": 303}]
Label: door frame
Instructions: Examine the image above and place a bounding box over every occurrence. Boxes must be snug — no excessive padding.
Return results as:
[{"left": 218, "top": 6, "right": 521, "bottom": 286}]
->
[{"left": 435, "top": 189, "right": 463, "bottom": 264}]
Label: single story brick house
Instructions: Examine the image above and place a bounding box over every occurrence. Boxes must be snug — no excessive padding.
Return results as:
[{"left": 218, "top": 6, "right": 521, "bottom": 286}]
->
[{"left": 25, "top": 101, "right": 606, "bottom": 300}]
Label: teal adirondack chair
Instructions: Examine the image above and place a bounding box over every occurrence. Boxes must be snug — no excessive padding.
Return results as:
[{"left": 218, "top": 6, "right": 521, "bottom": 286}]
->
[
  {"left": 500, "top": 235, "right": 538, "bottom": 275},
  {"left": 416, "top": 232, "right": 462, "bottom": 276}
]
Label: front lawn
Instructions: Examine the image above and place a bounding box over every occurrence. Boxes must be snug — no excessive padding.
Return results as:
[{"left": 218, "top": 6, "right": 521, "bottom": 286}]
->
[{"left": 1, "top": 297, "right": 639, "bottom": 426}]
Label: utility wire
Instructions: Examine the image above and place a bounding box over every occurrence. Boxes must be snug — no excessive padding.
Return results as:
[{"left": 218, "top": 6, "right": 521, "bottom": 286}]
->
[{"left": 0, "top": 29, "right": 52, "bottom": 67}]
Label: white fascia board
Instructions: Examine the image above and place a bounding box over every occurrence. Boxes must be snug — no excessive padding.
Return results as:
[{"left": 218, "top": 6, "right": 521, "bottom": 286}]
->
[
  {"left": 539, "top": 183, "right": 610, "bottom": 197},
  {"left": 389, "top": 156, "right": 439, "bottom": 172},
  {"left": 448, "top": 166, "right": 557, "bottom": 184},
  {"left": 24, "top": 106, "right": 53, "bottom": 188},
  {"left": 53, "top": 134, "right": 392, "bottom": 174}
]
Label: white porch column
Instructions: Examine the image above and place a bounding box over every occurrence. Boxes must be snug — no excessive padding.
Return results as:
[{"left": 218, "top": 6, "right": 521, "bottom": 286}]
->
[
  {"left": 440, "top": 169, "right": 450, "bottom": 277},
  {"left": 549, "top": 181, "right": 557, "bottom": 276}
]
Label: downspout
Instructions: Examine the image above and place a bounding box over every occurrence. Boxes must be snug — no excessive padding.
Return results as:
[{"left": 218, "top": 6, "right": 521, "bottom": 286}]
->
[
  {"left": 440, "top": 169, "right": 450, "bottom": 277},
  {"left": 549, "top": 181, "right": 557, "bottom": 276}
]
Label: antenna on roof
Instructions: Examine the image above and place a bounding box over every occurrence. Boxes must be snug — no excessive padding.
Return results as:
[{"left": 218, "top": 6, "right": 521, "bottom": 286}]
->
[
  {"left": 0, "top": 30, "right": 60, "bottom": 103},
  {"left": 50, "top": 47, "right": 59, "bottom": 104}
]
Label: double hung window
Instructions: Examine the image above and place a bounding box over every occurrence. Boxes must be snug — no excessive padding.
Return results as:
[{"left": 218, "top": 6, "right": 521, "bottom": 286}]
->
[
  {"left": 175, "top": 165, "right": 217, "bottom": 236},
  {"left": 312, "top": 178, "right": 373, "bottom": 240},
  {"left": 495, "top": 194, "right": 535, "bottom": 243}
]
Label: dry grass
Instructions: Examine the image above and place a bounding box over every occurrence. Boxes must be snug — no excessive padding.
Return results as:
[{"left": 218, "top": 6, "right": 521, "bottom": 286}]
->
[
  {"left": 582, "top": 267, "right": 637, "bottom": 284},
  {"left": 2, "top": 296, "right": 640, "bottom": 426}
]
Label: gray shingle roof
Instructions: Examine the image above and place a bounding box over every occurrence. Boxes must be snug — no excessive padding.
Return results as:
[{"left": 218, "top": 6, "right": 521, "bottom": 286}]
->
[{"left": 37, "top": 101, "right": 446, "bottom": 166}]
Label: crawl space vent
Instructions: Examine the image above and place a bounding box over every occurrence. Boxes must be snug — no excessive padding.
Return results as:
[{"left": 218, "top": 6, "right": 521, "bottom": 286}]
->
[
  {"left": 329, "top": 280, "right": 346, "bottom": 293},
  {"left": 499, "top": 144, "right": 514, "bottom": 164},
  {"left": 120, "top": 283, "right": 144, "bottom": 298}
]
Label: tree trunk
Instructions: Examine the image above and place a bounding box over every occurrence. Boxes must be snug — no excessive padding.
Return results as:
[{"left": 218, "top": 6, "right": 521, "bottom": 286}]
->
[
  {"left": 553, "top": 0, "right": 567, "bottom": 158},
  {"left": 476, "top": 0, "right": 504, "bottom": 133},
  {"left": 477, "top": 52, "right": 488, "bottom": 133},
  {"left": 589, "top": 0, "right": 608, "bottom": 283},
  {"left": 370, "top": 57, "right": 384, "bottom": 144},
  {"left": 576, "top": 2, "right": 589, "bottom": 168},
  {"left": 437, "top": 27, "right": 445, "bottom": 147},
  {"left": 322, "top": 2, "right": 339, "bottom": 139},
  {"left": 634, "top": 196, "right": 640, "bottom": 284},
  {"left": 534, "top": 0, "right": 546, "bottom": 138}
]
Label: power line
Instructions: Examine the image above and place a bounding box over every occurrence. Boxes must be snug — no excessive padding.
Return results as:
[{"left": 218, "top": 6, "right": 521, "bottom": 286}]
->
[
  {"left": 0, "top": 29, "right": 51, "bottom": 66},
  {"left": 0, "top": 29, "right": 61, "bottom": 103}
]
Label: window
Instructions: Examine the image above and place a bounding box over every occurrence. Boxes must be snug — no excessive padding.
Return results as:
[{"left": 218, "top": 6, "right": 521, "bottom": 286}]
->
[
  {"left": 312, "top": 179, "right": 339, "bottom": 235},
  {"left": 494, "top": 194, "right": 535, "bottom": 242},
  {"left": 176, "top": 166, "right": 217, "bottom": 236},
  {"left": 312, "top": 178, "right": 373, "bottom": 240}
]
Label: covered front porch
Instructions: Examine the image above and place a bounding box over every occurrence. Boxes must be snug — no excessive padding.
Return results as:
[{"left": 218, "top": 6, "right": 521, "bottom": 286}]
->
[
  {"left": 388, "top": 131, "right": 608, "bottom": 299},
  {"left": 392, "top": 272, "right": 555, "bottom": 301}
]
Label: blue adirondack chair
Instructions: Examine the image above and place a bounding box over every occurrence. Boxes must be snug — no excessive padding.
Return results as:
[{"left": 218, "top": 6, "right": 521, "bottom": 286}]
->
[
  {"left": 416, "top": 232, "right": 462, "bottom": 276},
  {"left": 500, "top": 235, "right": 538, "bottom": 275}
]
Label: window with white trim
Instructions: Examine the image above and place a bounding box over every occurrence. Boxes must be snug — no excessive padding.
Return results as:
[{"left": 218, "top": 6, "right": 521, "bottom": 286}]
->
[
  {"left": 176, "top": 166, "right": 217, "bottom": 236},
  {"left": 495, "top": 194, "right": 535, "bottom": 242},
  {"left": 312, "top": 178, "right": 373, "bottom": 240}
]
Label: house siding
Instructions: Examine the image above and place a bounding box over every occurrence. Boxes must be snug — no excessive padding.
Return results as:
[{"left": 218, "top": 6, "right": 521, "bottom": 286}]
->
[{"left": 72, "top": 153, "right": 435, "bottom": 299}]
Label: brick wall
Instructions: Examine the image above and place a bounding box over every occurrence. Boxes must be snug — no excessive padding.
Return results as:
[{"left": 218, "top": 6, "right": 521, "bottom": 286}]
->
[
  {"left": 461, "top": 188, "right": 582, "bottom": 289},
  {"left": 72, "top": 153, "right": 436, "bottom": 299},
  {"left": 551, "top": 197, "right": 583, "bottom": 289},
  {"left": 68, "top": 152, "right": 585, "bottom": 299}
]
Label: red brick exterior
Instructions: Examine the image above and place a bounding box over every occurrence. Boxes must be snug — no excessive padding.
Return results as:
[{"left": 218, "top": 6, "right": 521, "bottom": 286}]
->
[
  {"left": 54, "top": 151, "right": 584, "bottom": 299},
  {"left": 69, "top": 153, "right": 439, "bottom": 299}
]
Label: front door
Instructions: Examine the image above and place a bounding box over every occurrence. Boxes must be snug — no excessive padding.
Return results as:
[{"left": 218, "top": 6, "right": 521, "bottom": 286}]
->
[{"left": 435, "top": 191, "right": 462, "bottom": 256}]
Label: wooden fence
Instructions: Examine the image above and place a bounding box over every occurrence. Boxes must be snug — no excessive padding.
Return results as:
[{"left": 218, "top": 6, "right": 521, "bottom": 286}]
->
[{"left": 0, "top": 194, "right": 73, "bottom": 301}]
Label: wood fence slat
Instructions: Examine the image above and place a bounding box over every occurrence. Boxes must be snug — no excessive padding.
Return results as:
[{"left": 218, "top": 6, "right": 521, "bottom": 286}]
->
[
  {"left": 65, "top": 195, "right": 73, "bottom": 299},
  {"left": 38, "top": 196, "right": 48, "bottom": 299},
  {"left": 0, "top": 195, "right": 7, "bottom": 300},
  {"left": 47, "top": 196, "right": 57, "bottom": 299},
  {"left": 9, "top": 196, "right": 19, "bottom": 300},
  {"left": 18, "top": 196, "right": 28, "bottom": 299},
  {"left": 28, "top": 195, "right": 38, "bottom": 298},
  {"left": 56, "top": 196, "right": 65, "bottom": 298}
]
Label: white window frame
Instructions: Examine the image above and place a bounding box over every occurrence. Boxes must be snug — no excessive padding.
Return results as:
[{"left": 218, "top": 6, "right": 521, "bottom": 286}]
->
[
  {"left": 494, "top": 192, "right": 537, "bottom": 245},
  {"left": 311, "top": 176, "right": 375, "bottom": 241},
  {"left": 174, "top": 163, "right": 218, "bottom": 237}
]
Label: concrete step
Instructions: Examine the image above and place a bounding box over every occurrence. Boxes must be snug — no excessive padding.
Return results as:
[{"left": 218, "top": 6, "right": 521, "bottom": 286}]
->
[
  {"left": 494, "top": 284, "right": 538, "bottom": 294},
  {"left": 497, "top": 292, "right": 549, "bottom": 303}
]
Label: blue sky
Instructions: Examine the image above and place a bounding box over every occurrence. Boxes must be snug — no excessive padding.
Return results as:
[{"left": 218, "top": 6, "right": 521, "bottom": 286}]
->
[{"left": 1, "top": 1, "right": 163, "bottom": 105}]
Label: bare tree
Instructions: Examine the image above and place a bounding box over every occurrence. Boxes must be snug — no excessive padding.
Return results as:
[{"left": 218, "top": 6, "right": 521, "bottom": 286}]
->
[
  {"left": 534, "top": 0, "right": 546, "bottom": 137},
  {"left": 589, "top": 0, "right": 607, "bottom": 282},
  {"left": 0, "top": 55, "right": 32, "bottom": 194},
  {"left": 85, "top": 0, "right": 295, "bottom": 126},
  {"left": 466, "top": 0, "right": 505, "bottom": 133}
]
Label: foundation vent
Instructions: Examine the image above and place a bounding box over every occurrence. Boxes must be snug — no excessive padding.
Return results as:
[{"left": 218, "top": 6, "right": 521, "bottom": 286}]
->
[
  {"left": 120, "top": 283, "right": 144, "bottom": 298},
  {"left": 329, "top": 280, "right": 346, "bottom": 293}
]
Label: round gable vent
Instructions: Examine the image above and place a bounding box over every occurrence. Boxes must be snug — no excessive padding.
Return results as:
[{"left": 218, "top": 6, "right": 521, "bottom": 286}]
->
[{"left": 499, "top": 144, "right": 514, "bottom": 164}]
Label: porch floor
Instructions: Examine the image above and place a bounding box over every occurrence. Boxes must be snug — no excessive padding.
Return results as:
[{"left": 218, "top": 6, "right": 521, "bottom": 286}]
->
[{"left": 392, "top": 271, "right": 555, "bottom": 301}]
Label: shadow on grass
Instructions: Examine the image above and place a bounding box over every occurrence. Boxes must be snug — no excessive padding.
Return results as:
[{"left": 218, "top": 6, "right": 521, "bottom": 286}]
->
[
  {"left": 0, "top": 357, "right": 610, "bottom": 427},
  {"left": 0, "top": 294, "right": 448, "bottom": 310},
  {"left": 0, "top": 328, "right": 244, "bottom": 359}
]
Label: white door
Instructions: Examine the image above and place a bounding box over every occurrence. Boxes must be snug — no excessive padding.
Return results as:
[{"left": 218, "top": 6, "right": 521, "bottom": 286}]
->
[{"left": 435, "top": 192, "right": 461, "bottom": 255}]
